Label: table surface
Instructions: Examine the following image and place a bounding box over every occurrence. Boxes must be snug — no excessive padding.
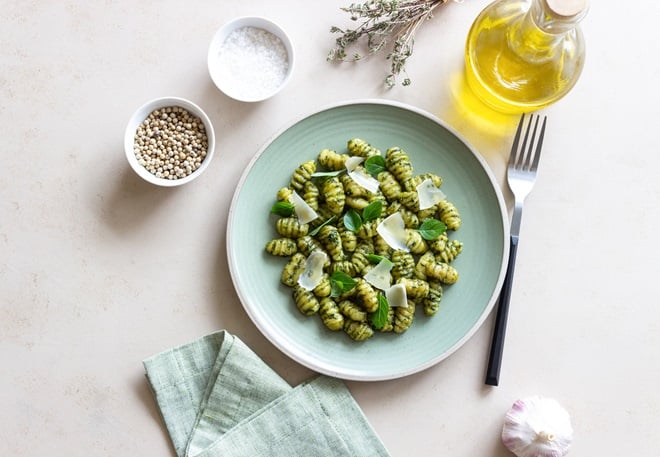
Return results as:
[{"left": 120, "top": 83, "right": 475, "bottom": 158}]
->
[{"left": 2, "top": 1, "right": 658, "bottom": 455}]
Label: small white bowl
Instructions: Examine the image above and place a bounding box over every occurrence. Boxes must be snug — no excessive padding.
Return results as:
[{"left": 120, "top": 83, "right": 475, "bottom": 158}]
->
[
  {"left": 208, "top": 17, "right": 295, "bottom": 102},
  {"left": 124, "top": 97, "right": 215, "bottom": 187}
]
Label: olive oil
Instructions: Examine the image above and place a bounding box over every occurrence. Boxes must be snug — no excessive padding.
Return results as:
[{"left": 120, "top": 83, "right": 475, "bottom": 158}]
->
[{"left": 465, "top": 0, "right": 588, "bottom": 113}]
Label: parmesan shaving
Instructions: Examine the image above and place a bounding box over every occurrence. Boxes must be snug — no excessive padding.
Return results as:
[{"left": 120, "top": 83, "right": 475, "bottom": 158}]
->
[
  {"left": 385, "top": 283, "right": 408, "bottom": 307},
  {"left": 364, "top": 259, "right": 393, "bottom": 290},
  {"left": 349, "top": 167, "right": 380, "bottom": 194},
  {"left": 297, "top": 251, "right": 328, "bottom": 290},
  {"left": 345, "top": 157, "right": 380, "bottom": 193},
  {"left": 416, "top": 178, "right": 446, "bottom": 210},
  {"left": 345, "top": 156, "right": 364, "bottom": 171},
  {"left": 377, "top": 213, "right": 409, "bottom": 252},
  {"left": 291, "top": 191, "right": 319, "bottom": 224}
]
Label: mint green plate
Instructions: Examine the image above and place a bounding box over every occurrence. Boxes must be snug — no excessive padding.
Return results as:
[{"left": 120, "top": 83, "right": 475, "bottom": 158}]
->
[{"left": 227, "top": 100, "right": 509, "bottom": 381}]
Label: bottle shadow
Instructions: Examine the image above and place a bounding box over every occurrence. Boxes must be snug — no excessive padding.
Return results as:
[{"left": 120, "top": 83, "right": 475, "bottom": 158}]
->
[{"left": 438, "top": 69, "right": 522, "bottom": 164}]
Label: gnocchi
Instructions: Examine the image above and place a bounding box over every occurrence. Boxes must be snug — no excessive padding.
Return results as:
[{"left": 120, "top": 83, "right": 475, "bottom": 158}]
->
[
  {"left": 318, "top": 148, "right": 347, "bottom": 171},
  {"left": 348, "top": 137, "right": 381, "bottom": 158},
  {"left": 265, "top": 138, "right": 464, "bottom": 341},
  {"left": 319, "top": 297, "right": 344, "bottom": 331}
]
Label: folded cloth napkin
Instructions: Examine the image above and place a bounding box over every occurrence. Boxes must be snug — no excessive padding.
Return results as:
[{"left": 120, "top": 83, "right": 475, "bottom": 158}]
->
[{"left": 143, "top": 330, "right": 391, "bottom": 457}]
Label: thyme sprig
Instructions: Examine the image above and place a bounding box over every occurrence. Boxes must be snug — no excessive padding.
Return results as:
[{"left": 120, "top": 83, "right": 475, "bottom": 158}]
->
[{"left": 328, "top": 0, "right": 456, "bottom": 87}]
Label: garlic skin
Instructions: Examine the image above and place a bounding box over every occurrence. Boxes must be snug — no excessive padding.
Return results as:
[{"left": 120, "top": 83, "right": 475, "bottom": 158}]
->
[{"left": 501, "top": 396, "right": 573, "bottom": 457}]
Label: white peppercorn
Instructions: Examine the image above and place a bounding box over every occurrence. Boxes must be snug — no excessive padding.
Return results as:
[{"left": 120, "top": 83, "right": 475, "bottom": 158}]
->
[{"left": 133, "top": 106, "right": 209, "bottom": 180}]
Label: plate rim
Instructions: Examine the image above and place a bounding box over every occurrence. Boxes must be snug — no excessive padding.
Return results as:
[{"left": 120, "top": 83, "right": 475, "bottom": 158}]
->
[{"left": 226, "top": 98, "right": 510, "bottom": 381}]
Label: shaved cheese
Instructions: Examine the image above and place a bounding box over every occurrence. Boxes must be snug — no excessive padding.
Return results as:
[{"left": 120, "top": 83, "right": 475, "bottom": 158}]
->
[
  {"left": 349, "top": 167, "right": 380, "bottom": 194},
  {"left": 345, "top": 156, "right": 364, "bottom": 171},
  {"left": 377, "top": 213, "right": 409, "bottom": 252},
  {"left": 386, "top": 283, "right": 408, "bottom": 307},
  {"left": 364, "top": 259, "right": 393, "bottom": 291},
  {"left": 291, "top": 191, "right": 319, "bottom": 224},
  {"left": 345, "top": 156, "right": 380, "bottom": 193},
  {"left": 416, "top": 178, "right": 446, "bottom": 210},
  {"left": 297, "top": 251, "right": 328, "bottom": 290}
]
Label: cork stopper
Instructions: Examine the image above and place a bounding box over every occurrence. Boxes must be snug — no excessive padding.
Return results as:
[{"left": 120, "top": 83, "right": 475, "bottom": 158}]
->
[{"left": 546, "top": 0, "right": 589, "bottom": 17}]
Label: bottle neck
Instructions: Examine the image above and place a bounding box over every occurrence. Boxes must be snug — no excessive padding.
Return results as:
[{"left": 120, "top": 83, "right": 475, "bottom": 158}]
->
[{"left": 508, "top": 0, "right": 585, "bottom": 62}]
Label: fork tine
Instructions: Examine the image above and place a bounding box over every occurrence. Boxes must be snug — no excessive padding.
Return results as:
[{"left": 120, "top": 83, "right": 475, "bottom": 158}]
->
[
  {"left": 516, "top": 115, "right": 533, "bottom": 169},
  {"left": 509, "top": 114, "right": 525, "bottom": 168},
  {"left": 522, "top": 115, "right": 540, "bottom": 170},
  {"left": 530, "top": 116, "right": 547, "bottom": 172}
]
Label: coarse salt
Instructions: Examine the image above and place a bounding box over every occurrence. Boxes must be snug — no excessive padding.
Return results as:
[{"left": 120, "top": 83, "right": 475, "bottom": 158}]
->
[{"left": 217, "top": 26, "right": 289, "bottom": 100}]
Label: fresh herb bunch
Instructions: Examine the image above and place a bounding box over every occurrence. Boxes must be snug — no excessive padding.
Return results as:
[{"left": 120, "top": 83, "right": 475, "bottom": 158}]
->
[{"left": 328, "top": 0, "right": 456, "bottom": 87}]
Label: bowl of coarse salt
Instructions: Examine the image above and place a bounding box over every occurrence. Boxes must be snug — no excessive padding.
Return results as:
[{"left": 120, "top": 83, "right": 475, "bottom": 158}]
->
[
  {"left": 208, "top": 17, "right": 294, "bottom": 102},
  {"left": 124, "top": 96, "right": 216, "bottom": 187}
]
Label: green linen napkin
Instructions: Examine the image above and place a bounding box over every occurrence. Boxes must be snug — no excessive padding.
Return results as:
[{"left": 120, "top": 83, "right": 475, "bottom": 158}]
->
[{"left": 143, "top": 330, "right": 391, "bottom": 457}]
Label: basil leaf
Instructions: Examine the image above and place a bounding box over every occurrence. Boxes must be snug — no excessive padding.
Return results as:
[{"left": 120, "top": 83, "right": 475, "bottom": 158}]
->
[
  {"left": 329, "top": 270, "right": 357, "bottom": 297},
  {"left": 271, "top": 202, "right": 295, "bottom": 217},
  {"left": 364, "top": 155, "right": 386, "bottom": 177},
  {"left": 366, "top": 254, "right": 387, "bottom": 264},
  {"left": 370, "top": 294, "right": 389, "bottom": 330},
  {"left": 309, "top": 216, "right": 336, "bottom": 237},
  {"left": 343, "top": 209, "right": 362, "bottom": 232},
  {"left": 417, "top": 218, "right": 447, "bottom": 240},
  {"left": 312, "top": 170, "right": 345, "bottom": 178},
  {"left": 362, "top": 200, "right": 382, "bottom": 222}
]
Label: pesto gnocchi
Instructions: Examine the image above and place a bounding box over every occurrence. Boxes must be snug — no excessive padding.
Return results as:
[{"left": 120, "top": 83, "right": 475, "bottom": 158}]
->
[{"left": 266, "top": 137, "right": 464, "bottom": 341}]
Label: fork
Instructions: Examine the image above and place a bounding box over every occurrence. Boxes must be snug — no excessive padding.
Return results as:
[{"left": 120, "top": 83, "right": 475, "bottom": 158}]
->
[{"left": 485, "top": 113, "right": 547, "bottom": 386}]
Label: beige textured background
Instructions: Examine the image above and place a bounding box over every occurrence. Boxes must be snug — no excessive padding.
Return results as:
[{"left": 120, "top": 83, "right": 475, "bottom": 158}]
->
[{"left": 1, "top": 1, "right": 658, "bottom": 455}]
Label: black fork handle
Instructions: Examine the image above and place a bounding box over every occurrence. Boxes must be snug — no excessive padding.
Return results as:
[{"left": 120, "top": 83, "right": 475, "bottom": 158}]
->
[{"left": 485, "top": 236, "right": 519, "bottom": 386}]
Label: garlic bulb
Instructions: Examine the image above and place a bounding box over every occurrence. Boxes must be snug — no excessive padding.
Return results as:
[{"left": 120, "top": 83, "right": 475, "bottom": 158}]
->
[{"left": 501, "top": 396, "right": 573, "bottom": 457}]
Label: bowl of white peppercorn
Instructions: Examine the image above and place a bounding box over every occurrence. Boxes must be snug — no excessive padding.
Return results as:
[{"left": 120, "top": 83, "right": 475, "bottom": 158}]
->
[
  {"left": 208, "top": 17, "right": 295, "bottom": 102},
  {"left": 124, "top": 97, "right": 215, "bottom": 186}
]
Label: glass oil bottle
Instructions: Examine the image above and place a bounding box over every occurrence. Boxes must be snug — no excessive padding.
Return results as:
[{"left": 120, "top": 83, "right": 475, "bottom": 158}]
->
[{"left": 465, "top": 0, "right": 589, "bottom": 113}]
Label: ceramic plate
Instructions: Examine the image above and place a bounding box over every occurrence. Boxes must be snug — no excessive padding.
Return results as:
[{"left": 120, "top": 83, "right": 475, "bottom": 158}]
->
[{"left": 227, "top": 100, "right": 509, "bottom": 381}]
